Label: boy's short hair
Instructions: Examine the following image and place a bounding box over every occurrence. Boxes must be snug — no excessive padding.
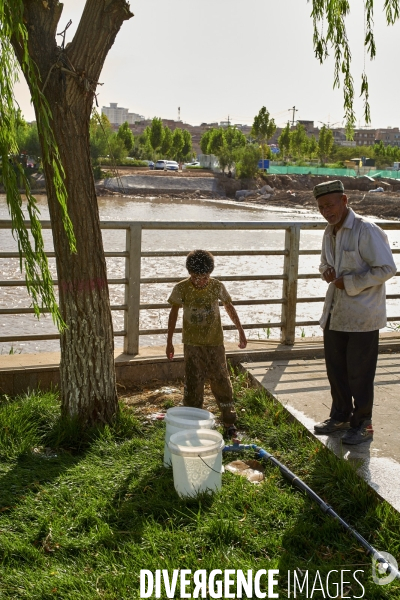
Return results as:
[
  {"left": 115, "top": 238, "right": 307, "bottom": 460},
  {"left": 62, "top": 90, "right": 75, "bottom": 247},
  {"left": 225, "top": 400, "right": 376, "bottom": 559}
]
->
[{"left": 186, "top": 250, "right": 215, "bottom": 274}]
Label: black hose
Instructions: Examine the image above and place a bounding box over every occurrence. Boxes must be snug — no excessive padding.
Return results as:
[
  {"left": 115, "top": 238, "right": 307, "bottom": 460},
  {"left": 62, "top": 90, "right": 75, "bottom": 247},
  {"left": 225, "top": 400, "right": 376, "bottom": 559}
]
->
[{"left": 223, "top": 442, "right": 400, "bottom": 581}]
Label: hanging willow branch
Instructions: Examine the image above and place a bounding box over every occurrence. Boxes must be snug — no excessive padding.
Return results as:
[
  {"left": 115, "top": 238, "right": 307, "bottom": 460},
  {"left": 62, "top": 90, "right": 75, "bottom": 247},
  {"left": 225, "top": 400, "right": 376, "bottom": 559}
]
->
[
  {"left": 309, "top": 0, "right": 400, "bottom": 135},
  {"left": 0, "top": 0, "right": 76, "bottom": 331}
]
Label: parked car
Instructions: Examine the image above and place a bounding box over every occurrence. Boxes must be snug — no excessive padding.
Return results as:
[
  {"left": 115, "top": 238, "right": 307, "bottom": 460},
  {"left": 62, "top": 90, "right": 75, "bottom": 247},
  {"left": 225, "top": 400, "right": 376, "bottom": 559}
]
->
[
  {"left": 165, "top": 161, "right": 179, "bottom": 171},
  {"left": 154, "top": 160, "right": 179, "bottom": 171},
  {"left": 148, "top": 161, "right": 154, "bottom": 169},
  {"left": 154, "top": 159, "right": 168, "bottom": 170}
]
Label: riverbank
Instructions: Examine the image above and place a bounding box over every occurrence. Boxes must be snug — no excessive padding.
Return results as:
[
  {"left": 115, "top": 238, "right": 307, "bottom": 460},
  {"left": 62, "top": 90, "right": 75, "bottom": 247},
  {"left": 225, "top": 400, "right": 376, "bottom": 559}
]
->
[
  {"left": 96, "top": 171, "right": 400, "bottom": 220},
  {"left": 242, "top": 174, "right": 400, "bottom": 221},
  {"left": 6, "top": 169, "right": 400, "bottom": 219}
]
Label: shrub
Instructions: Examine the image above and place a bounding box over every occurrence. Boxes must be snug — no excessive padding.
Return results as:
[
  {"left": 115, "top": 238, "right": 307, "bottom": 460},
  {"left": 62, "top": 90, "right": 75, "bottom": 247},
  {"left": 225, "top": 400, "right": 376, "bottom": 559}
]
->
[
  {"left": 99, "top": 158, "right": 148, "bottom": 167},
  {"left": 235, "top": 144, "right": 261, "bottom": 179}
]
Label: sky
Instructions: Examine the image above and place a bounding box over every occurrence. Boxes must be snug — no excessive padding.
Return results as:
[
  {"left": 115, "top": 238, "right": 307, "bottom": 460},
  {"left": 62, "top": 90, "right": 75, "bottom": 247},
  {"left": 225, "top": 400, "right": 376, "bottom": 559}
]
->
[{"left": 14, "top": 0, "right": 400, "bottom": 129}]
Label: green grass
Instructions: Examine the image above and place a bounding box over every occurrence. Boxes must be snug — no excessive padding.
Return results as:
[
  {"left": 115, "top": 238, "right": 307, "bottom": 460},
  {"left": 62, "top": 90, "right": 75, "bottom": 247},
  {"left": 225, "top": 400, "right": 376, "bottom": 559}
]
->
[
  {"left": 184, "top": 165, "right": 210, "bottom": 170},
  {"left": 0, "top": 378, "right": 400, "bottom": 599},
  {"left": 99, "top": 158, "right": 149, "bottom": 167}
]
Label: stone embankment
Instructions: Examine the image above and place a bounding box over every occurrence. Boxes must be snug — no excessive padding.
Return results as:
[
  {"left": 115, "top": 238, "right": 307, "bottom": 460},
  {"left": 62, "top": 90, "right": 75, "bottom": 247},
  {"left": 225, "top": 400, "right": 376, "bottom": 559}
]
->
[
  {"left": 95, "top": 168, "right": 400, "bottom": 219},
  {"left": 98, "top": 172, "right": 224, "bottom": 197}
]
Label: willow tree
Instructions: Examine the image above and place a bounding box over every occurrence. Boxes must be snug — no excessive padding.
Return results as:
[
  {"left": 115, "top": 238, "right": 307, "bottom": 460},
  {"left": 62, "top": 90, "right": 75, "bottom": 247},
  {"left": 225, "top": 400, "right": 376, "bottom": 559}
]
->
[
  {"left": 310, "top": 0, "right": 400, "bottom": 132},
  {"left": 1, "top": 0, "right": 133, "bottom": 425}
]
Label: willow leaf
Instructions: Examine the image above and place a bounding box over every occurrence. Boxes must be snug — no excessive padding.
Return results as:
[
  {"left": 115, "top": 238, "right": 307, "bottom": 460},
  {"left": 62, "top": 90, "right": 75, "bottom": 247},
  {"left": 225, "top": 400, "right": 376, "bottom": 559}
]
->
[{"left": 0, "top": 0, "right": 77, "bottom": 331}]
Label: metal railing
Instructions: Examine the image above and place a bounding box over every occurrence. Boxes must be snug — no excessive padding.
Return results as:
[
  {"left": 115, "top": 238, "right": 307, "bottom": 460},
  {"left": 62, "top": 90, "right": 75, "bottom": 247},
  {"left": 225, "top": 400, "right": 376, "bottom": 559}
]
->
[{"left": 1, "top": 220, "right": 400, "bottom": 354}]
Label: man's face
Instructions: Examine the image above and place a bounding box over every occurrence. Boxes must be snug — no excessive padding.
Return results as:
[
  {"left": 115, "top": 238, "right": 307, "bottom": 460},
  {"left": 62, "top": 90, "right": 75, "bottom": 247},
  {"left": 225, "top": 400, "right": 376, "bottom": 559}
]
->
[
  {"left": 317, "top": 193, "right": 348, "bottom": 226},
  {"left": 189, "top": 272, "right": 210, "bottom": 289}
]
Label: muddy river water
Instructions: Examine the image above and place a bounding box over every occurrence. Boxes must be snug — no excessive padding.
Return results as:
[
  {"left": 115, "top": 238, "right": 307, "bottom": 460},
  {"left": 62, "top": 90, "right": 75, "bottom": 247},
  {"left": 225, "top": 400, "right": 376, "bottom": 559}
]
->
[{"left": 1, "top": 194, "right": 399, "bottom": 354}]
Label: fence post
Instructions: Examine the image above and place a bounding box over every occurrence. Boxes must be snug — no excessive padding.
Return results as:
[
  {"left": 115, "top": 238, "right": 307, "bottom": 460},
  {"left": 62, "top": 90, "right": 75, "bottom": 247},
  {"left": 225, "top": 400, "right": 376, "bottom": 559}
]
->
[
  {"left": 124, "top": 224, "right": 142, "bottom": 355},
  {"left": 281, "top": 225, "right": 300, "bottom": 345}
]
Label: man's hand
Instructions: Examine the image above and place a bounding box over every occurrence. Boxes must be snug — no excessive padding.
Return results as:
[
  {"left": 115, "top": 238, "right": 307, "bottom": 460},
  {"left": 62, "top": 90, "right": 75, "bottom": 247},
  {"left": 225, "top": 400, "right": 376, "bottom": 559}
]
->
[
  {"left": 238, "top": 331, "right": 247, "bottom": 349},
  {"left": 166, "top": 341, "right": 174, "bottom": 360},
  {"left": 333, "top": 277, "right": 345, "bottom": 289},
  {"left": 323, "top": 266, "right": 337, "bottom": 283}
]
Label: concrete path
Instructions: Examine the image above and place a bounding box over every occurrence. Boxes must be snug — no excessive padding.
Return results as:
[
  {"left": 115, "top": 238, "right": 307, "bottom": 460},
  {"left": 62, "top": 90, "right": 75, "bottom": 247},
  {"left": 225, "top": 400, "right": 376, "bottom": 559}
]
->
[{"left": 243, "top": 354, "right": 400, "bottom": 512}]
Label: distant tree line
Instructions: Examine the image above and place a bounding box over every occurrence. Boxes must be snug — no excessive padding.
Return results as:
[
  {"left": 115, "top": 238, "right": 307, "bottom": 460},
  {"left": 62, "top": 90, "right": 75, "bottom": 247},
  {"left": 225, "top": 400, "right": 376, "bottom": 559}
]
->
[
  {"left": 277, "top": 124, "right": 400, "bottom": 168},
  {"left": 15, "top": 118, "right": 41, "bottom": 163},
  {"left": 277, "top": 123, "right": 333, "bottom": 164},
  {"left": 199, "top": 107, "right": 277, "bottom": 178},
  {"left": 15, "top": 113, "right": 400, "bottom": 177},
  {"left": 88, "top": 115, "right": 194, "bottom": 164}
]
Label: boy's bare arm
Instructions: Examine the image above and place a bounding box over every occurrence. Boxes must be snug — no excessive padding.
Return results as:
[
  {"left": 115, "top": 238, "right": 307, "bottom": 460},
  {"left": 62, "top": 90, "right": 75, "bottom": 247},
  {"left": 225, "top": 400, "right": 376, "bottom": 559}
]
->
[
  {"left": 224, "top": 302, "right": 247, "bottom": 349},
  {"left": 166, "top": 305, "right": 180, "bottom": 360}
]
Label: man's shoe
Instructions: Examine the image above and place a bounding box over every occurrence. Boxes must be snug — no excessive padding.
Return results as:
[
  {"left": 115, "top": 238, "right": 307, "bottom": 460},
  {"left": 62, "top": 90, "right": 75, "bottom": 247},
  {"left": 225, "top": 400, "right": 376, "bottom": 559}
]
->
[
  {"left": 342, "top": 420, "right": 373, "bottom": 445},
  {"left": 314, "top": 418, "right": 350, "bottom": 435}
]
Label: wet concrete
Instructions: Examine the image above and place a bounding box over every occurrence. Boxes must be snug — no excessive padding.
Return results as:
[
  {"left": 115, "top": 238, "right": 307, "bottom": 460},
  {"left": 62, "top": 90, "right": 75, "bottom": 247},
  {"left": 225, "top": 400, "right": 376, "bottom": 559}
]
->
[{"left": 243, "top": 354, "right": 400, "bottom": 512}]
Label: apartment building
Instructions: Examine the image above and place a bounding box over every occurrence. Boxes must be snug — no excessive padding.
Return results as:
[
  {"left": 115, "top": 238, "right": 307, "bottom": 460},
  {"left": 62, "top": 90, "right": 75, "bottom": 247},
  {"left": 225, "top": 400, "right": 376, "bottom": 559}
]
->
[
  {"left": 375, "top": 127, "right": 400, "bottom": 147},
  {"left": 353, "top": 127, "right": 400, "bottom": 147},
  {"left": 101, "top": 103, "right": 144, "bottom": 126},
  {"left": 353, "top": 129, "right": 377, "bottom": 146}
]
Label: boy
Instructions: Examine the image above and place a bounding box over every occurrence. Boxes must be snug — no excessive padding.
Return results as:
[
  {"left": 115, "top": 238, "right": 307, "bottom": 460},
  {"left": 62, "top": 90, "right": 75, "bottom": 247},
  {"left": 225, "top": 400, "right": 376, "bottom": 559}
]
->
[{"left": 166, "top": 249, "right": 247, "bottom": 439}]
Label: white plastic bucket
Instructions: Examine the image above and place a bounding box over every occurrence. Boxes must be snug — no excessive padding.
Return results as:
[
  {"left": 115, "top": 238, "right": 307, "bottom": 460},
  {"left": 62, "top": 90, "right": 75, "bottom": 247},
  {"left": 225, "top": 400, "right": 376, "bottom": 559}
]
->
[
  {"left": 163, "top": 406, "right": 215, "bottom": 467},
  {"left": 168, "top": 429, "right": 225, "bottom": 498}
]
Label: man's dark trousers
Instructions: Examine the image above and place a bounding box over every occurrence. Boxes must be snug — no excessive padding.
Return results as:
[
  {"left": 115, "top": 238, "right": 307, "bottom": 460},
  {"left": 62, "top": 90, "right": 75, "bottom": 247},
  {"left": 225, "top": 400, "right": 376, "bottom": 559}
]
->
[{"left": 324, "top": 316, "right": 379, "bottom": 428}]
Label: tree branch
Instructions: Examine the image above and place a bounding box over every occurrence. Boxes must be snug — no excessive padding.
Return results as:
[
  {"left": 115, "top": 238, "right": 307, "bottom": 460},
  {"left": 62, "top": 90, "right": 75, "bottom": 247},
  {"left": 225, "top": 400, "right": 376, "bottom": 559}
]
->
[
  {"left": 67, "top": 0, "right": 133, "bottom": 85},
  {"left": 17, "top": 0, "right": 63, "bottom": 70}
]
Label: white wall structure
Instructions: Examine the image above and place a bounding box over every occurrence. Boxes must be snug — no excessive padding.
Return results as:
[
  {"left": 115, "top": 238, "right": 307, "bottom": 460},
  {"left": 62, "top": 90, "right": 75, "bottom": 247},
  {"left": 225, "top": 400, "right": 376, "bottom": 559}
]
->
[
  {"left": 101, "top": 103, "right": 144, "bottom": 126},
  {"left": 197, "top": 154, "right": 221, "bottom": 172}
]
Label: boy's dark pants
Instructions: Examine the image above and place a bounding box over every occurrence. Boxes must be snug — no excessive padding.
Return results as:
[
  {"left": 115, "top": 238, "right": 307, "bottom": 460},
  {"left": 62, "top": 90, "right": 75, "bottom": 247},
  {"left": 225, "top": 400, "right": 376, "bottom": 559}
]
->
[
  {"left": 183, "top": 344, "right": 236, "bottom": 425},
  {"left": 324, "top": 316, "right": 379, "bottom": 428}
]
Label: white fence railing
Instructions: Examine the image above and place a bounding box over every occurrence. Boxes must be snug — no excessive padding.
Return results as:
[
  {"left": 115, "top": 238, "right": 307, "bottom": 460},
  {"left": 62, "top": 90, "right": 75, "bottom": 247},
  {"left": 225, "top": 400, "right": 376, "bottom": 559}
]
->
[{"left": 1, "top": 220, "right": 400, "bottom": 354}]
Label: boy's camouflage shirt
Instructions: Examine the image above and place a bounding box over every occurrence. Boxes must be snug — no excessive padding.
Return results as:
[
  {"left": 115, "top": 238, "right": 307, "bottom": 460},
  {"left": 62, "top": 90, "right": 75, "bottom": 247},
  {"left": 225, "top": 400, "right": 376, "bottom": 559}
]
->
[{"left": 168, "top": 277, "right": 231, "bottom": 346}]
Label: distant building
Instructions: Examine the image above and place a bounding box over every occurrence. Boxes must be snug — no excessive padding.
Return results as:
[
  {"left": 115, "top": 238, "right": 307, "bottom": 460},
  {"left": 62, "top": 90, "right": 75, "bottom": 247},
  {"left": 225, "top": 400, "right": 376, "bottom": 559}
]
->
[
  {"left": 353, "top": 128, "right": 377, "bottom": 146},
  {"left": 374, "top": 127, "right": 400, "bottom": 147},
  {"left": 297, "top": 120, "right": 319, "bottom": 136},
  {"left": 353, "top": 127, "right": 400, "bottom": 147},
  {"left": 101, "top": 103, "right": 144, "bottom": 126}
]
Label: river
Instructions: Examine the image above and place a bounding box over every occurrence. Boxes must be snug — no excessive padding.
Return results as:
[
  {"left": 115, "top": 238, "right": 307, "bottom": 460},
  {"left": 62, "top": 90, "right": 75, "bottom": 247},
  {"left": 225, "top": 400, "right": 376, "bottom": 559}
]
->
[{"left": 1, "top": 194, "right": 399, "bottom": 354}]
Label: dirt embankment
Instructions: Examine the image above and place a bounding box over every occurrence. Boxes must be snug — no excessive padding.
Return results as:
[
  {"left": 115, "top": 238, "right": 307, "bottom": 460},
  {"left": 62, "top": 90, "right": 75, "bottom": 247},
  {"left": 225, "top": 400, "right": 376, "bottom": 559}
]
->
[
  {"left": 220, "top": 174, "right": 400, "bottom": 220},
  {"left": 92, "top": 169, "right": 400, "bottom": 219}
]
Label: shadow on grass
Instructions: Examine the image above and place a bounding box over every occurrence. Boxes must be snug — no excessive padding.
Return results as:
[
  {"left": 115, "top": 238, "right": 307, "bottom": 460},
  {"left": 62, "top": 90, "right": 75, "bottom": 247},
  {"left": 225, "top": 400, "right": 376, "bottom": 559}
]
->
[
  {"left": 0, "top": 390, "right": 138, "bottom": 518},
  {"left": 94, "top": 461, "right": 218, "bottom": 551},
  {"left": 0, "top": 431, "right": 90, "bottom": 518}
]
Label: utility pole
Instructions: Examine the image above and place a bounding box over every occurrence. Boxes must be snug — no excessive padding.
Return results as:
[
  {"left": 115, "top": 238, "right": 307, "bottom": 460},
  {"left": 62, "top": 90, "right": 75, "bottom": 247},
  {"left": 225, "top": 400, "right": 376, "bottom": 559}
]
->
[
  {"left": 227, "top": 115, "right": 230, "bottom": 126},
  {"left": 178, "top": 107, "right": 181, "bottom": 122},
  {"left": 288, "top": 106, "right": 298, "bottom": 127}
]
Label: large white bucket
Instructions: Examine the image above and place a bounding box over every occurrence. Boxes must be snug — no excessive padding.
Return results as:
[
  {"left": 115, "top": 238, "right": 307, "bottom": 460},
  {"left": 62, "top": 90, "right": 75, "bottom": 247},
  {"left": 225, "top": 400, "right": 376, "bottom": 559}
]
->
[
  {"left": 163, "top": 406, "right": 215, "bottom": 467},
  {"left": 168, "top": 429, "right": 225, "bottom": 498}
]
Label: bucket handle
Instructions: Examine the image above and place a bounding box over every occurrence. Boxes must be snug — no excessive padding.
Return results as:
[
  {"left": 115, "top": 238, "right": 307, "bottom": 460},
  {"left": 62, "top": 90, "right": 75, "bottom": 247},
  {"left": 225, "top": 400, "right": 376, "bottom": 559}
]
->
[{"left": 198, "top": 455, "right": 223, "bottom": 474}]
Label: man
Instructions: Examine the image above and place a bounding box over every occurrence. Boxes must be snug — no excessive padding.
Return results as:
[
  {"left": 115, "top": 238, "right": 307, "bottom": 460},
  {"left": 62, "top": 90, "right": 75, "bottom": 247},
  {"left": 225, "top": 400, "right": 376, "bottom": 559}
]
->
[{"left": 313, "top": 180, "right": 397, "bottom": 444}]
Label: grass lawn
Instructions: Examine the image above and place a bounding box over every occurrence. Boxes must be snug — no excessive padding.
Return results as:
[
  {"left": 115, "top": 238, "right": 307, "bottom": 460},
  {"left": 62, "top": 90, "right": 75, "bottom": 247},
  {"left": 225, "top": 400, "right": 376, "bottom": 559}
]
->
[{"left": 0, "top": 371, "right": 400, "bottom": 599}]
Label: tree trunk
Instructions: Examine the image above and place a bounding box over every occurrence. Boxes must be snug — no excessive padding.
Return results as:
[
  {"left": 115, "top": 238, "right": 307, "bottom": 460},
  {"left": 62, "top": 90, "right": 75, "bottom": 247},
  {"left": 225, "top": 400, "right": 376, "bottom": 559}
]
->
[{"left": 13, "top": 0, "right": 133, "bottom": 425}]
